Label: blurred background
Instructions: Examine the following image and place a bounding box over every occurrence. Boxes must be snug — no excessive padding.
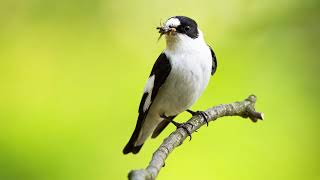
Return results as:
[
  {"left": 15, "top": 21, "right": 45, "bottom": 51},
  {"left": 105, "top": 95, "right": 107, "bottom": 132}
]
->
[{"left": 0, "top": 0, "right": 319, "bottom": 179}]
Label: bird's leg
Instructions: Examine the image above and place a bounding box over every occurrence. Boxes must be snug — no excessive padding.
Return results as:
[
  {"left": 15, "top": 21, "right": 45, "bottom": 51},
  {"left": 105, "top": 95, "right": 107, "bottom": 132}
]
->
[
  {"left": 171, "top": 121, "right": 194, "bottom": 141},
  {"left": 186, "top": 109, "right": 209, "bottom": 126},
  {"left": 161, "top": 114, "right": 193, "bottom": 141}
]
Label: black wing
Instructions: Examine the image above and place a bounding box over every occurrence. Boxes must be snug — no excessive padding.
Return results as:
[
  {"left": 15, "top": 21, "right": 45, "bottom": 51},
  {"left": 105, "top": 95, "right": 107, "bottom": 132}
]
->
[
  {"left": 149, "top": 53, "right": 172, "bottom": 101},
  {"left": 209, "top": 46, "right": 217, "bottom": 75},
  {"left": 123, "top": 52, "right": 172, "bottom": 154}
]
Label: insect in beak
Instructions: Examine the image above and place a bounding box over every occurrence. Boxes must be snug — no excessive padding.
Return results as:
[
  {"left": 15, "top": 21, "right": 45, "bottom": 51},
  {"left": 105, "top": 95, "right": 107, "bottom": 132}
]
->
[{"left": 156, "top": 26, "right": 177, "bottom": 41}]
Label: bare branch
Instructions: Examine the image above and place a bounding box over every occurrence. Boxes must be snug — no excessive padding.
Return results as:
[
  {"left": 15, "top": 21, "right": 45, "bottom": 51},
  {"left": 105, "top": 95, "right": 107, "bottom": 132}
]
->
[{"left": 128, "top": 95, "right": 264, "bottom": 180}]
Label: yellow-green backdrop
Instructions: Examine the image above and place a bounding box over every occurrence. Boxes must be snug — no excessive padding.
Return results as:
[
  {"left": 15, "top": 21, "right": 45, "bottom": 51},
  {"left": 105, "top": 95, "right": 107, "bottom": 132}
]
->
[{"left": 0, "top": 0, "right": 319, "bottom": 179}]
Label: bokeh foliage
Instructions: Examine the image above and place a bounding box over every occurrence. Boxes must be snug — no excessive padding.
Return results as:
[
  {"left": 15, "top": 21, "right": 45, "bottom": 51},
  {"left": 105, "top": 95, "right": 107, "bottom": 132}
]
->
[{"left": 0, "top": 0, "right": 319, "bottom": 179}]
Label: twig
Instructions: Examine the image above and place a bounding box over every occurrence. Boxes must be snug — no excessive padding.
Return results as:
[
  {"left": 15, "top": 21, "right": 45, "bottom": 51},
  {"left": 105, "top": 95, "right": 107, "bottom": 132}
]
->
[{"left": 128, "top": 95, "right": 264, "bottom": 180}]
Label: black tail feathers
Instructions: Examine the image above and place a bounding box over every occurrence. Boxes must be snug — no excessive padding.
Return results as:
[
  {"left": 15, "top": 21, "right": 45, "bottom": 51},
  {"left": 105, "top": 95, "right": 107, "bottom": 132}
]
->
[
  {"left": 123, "top": 113, "right": 146, "bottom": 154},
  {"left": 123, "top": 141, "right": 143, "bottom": 154}
]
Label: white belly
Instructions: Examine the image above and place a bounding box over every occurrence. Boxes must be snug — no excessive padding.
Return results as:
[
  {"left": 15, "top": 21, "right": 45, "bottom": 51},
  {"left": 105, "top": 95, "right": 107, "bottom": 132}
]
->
[{"left": 150, "top": 48, "right": 212, "bottom": 117}]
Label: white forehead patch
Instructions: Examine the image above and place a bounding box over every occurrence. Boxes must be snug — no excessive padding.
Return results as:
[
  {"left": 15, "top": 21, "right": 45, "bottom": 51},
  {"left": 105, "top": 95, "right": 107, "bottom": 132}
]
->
[{"left": 165, "top": 18, "right": 180, "bottom": 28}]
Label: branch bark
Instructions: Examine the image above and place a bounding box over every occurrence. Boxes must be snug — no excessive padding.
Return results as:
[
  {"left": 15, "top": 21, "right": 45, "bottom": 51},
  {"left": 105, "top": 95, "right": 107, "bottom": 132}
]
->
[{"left": 128, "top": 95, "right": 264, "bottom": 180}]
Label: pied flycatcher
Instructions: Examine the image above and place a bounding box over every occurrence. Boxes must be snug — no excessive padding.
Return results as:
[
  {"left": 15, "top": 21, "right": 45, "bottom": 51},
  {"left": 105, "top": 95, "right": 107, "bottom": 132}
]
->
[{"left": 123, "top": 16, "right": 217, "bottom": 154}]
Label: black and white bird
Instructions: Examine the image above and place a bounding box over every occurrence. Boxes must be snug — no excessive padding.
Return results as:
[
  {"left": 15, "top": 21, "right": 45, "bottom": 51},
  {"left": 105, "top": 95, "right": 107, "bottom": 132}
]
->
[{"left": 123, "top": 16, "right": 217, "bottom": 154}]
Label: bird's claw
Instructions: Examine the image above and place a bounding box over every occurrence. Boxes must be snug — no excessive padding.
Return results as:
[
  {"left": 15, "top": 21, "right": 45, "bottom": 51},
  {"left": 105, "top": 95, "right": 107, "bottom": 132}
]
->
[
  {"left": 198, "top": 111, "right": 209, "bottom": 126},
  {"left": 187, "top": 110, "right": 209, "bottom": 126},
  {"left": 171, "top": 121, "right": 193, "bottom": 141}
]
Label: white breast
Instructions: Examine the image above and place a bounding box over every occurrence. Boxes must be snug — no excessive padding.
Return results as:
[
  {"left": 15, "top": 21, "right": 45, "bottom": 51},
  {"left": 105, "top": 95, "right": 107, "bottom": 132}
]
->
[{"left": 150, "top": 30, "right": 212, "bottom": 117}]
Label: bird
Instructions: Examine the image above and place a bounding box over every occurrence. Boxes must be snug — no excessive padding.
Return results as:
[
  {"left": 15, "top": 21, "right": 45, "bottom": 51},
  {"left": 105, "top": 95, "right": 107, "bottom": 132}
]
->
[{"left": 123, "top": 16, "right": 217, "bottom": 154}]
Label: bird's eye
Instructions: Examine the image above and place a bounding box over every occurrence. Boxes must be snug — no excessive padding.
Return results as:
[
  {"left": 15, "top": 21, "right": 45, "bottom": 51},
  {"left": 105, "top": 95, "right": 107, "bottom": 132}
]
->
[{"left": 184, "top": 26, "right": 190, "bottom": 31}]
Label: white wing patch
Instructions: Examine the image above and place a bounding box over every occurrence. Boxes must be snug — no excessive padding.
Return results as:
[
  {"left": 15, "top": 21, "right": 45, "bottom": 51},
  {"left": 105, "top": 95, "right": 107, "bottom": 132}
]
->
[{"left": 143, "top": 75, "right": 155, "bottom": 112}]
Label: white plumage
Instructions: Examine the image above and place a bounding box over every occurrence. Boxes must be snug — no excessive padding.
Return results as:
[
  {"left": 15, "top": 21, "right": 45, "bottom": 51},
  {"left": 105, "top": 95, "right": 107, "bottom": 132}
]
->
[
  {"left": 123, "top": 16, "right": 217, "bottom": 154},
  {"left": 136, "top": 21, "right": 212, "bottom": 146},
  {"left": 143, "top": 75, "right": 155, "bottom": 112}
]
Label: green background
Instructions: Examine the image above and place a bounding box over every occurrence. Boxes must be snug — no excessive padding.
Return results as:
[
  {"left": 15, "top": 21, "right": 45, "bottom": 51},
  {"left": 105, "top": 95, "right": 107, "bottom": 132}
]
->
[{"left": 0, "top": 0, "right": 319, "bottom": 179}]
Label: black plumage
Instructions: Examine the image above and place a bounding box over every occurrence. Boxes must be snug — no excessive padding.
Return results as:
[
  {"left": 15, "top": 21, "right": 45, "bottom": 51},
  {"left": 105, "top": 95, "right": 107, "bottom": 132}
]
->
[
  {"left": 209, "top": 46, "right": 217, "bottom": 75},
  {"left": 123, "top": 53, "right": 172, "bottom": 154}
]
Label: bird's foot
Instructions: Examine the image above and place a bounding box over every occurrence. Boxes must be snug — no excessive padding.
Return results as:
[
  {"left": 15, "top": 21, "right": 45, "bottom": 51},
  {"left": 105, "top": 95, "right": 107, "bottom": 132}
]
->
[
  {"left": 186, "top": 110, "right": 209, "bottom": 126},
  {"left": 171, "top": 121, "right": 193, "bottom": 141}
]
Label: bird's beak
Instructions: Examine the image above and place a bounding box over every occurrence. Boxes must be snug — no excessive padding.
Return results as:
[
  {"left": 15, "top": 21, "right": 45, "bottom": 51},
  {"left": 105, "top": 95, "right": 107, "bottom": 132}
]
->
[
  {"left": 156, "top": 26, "right": 177, "bottom": 40},
  {"left": 157, "top": 26, "right": 176, "bottom": 35}
]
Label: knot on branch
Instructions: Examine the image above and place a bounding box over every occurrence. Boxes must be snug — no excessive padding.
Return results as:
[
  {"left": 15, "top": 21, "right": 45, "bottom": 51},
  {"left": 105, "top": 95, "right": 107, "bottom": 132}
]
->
[
  {"left": 242, "top": 95, "right": 264, "bottom": 122},
  {"left": 128, "top": 170, "right": 152, "bottom": 180}
]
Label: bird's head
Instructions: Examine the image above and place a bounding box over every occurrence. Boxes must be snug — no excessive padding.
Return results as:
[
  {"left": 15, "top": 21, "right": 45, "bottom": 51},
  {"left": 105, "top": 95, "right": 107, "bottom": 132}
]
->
[
  {"left": 157, "top": 16, "right": 202, "bottom": 50},
  {"left": 157, "top": 16, "right": 199, "bottom": 39}
]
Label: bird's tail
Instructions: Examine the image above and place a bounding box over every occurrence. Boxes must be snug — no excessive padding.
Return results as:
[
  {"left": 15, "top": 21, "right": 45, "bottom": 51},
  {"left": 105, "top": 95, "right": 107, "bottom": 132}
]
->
[
  {"left": 123, "top": 138, "right": 143, "bottom": 154},
  {"left": 123, "top": 113, "right": 160, "bottom": 154},
  {"left": 123, "top": 113, "right": 145, "bottom": 154}
]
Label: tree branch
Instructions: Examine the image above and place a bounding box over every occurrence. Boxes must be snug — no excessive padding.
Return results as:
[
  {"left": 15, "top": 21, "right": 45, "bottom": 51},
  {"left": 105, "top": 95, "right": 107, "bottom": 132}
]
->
[{"left": 128, "top": 95, "right": 264, "bottom": 180}]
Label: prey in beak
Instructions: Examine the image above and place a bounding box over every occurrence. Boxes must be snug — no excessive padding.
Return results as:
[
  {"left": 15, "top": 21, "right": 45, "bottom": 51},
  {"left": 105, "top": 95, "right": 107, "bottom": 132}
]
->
[{"left": 156, "top": 26, "right": 177, "bottom": 40}]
